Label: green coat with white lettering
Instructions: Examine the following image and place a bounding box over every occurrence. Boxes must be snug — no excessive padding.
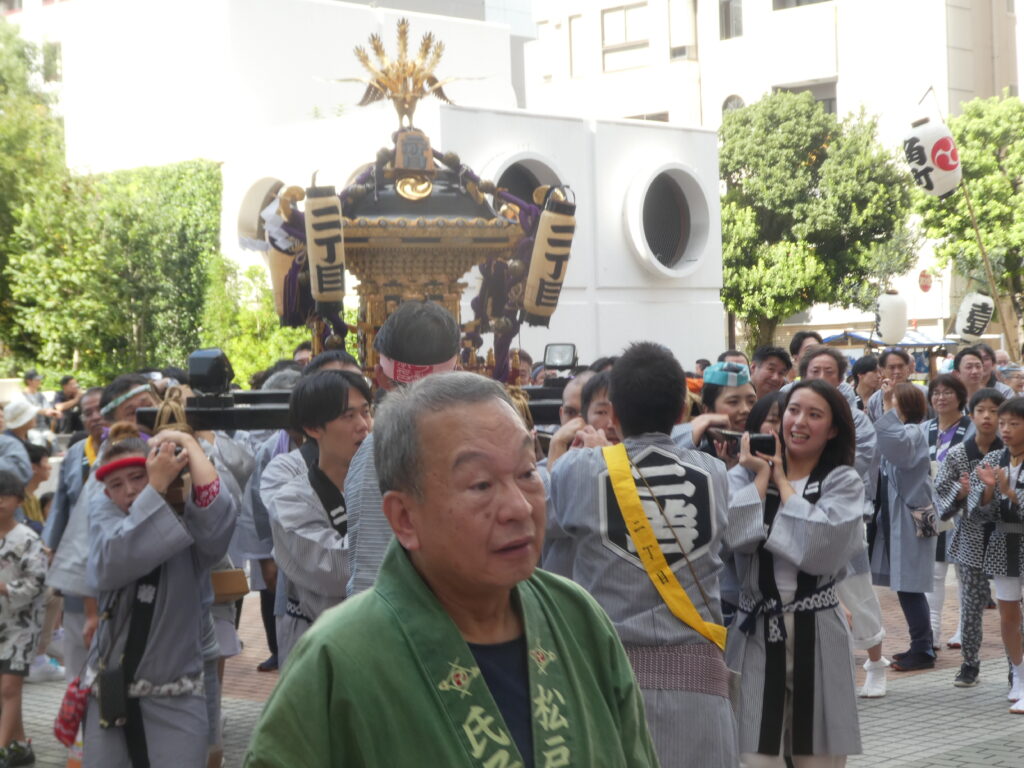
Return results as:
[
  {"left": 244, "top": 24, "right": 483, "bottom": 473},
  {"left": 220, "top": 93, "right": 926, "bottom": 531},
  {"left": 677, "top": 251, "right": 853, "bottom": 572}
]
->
[{"left": 245, "top": 539, "right": 659, "bottom": 768}]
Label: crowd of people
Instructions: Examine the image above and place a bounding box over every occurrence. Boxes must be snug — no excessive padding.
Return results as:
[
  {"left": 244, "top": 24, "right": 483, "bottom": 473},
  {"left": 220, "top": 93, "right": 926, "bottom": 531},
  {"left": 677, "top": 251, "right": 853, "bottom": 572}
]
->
[{"left": 2, "top": 313, "right": 1024, "bottom": 767}]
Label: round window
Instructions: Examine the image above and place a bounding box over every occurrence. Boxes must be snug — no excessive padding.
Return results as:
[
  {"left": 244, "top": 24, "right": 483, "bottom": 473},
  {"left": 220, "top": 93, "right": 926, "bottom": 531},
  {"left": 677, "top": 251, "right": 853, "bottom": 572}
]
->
[
  {"left": 642, "top": 172, "right": 691, "bottom": 269},
  {"left": 624, "top": 163, "right": 710, "bottom": 279},
  {"left": 496, "top": 163, "right": 542, "bottom": 203}
]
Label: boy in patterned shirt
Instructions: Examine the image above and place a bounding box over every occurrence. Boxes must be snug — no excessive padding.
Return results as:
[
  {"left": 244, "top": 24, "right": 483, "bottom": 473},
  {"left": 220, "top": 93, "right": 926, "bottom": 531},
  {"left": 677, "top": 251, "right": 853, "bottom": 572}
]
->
[{"left": 0, "top": 469, "right": 48, "bottom": 767}]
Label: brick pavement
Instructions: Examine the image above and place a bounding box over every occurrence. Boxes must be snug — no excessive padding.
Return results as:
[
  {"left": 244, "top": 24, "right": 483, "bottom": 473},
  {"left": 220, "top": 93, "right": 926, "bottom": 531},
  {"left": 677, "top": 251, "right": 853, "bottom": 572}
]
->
[
  {"left": 22, "top": 592, "right": 272, "bottom": 768},
  {"left": 19, "top": 578, "right": 1024, "bottom": 766}
]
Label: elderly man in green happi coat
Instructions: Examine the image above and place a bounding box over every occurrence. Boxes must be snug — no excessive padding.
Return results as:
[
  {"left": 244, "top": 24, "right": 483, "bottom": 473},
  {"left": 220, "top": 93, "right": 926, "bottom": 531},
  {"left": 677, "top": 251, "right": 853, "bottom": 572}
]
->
[{"left": 246, "top": 372, "right": 659, "bottom": 768}]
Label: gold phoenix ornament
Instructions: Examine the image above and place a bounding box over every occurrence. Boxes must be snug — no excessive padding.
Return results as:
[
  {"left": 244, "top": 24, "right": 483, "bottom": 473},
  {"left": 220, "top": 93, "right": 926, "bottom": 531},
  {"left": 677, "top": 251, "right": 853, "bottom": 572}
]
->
[{"left": 337, "top": 18, "right": 455, "bottom": 129}]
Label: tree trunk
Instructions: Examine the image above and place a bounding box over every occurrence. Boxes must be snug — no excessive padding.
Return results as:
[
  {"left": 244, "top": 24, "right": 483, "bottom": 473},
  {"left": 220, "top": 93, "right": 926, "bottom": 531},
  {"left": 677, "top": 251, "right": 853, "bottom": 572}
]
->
[{"left": 746, "top": 317, "right": 779, "bottom": 354}]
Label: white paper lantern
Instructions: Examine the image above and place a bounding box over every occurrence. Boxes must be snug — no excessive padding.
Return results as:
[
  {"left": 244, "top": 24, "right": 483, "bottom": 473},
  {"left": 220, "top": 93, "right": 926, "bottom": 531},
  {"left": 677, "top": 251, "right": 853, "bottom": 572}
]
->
[
  {"left": 903, "top": 117, "right": 962, "bottom": 199},
  {"left": 956, "top": 292, "right": 995, "bottom": 343},
  {"left": 876, "top": 290, "right": 908, "bottom": 345}
]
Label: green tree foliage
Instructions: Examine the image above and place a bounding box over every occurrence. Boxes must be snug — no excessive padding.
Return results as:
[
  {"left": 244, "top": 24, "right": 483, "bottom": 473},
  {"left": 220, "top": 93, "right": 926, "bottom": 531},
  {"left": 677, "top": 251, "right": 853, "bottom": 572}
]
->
[
  {"left": 199, "top": 254, "right": 309, "bottom": 388},
  {"left": 720, "top": 91, "right": 914, "bottom": 348},
  {"left": 916, "top": 94, "right": 1024, "bottom": 326},
  {"left": 6, "top": 160, "right": 222, "bottom": 381},
  {"left": 199, "top": 254, "right": 362, "bottom": 388},
  {"left": 0, "top": 19, "right": 65, "bottom": 351}
]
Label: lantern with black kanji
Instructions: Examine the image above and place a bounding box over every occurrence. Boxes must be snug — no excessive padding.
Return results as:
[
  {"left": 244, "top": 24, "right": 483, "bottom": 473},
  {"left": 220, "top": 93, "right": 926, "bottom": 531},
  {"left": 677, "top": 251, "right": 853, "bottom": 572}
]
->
[
  {"left": 956, "top": 292, "right": 994, "bottom": 343},
  {"left": 304, "top": 184, "right": 346, "bottom": 314},
  {"left": 903, "top": 117, "right": 962, "bottom": 199},
  {"left": 523, "top": 188, "right": 576, "bottom": 327}
]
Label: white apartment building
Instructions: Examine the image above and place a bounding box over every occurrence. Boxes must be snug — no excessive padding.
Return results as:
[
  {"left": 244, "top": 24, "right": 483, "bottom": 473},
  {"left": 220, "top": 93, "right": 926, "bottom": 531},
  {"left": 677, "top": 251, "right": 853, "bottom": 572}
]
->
[
  {"left": 527, "top": 0, "right": 1018, "bottom": 142},
  {"left": 525, "top": 0, "right": 1021, "bottom": 351},
  {"left": 2, "top": 0, "right": 730, "bottom": 366}
]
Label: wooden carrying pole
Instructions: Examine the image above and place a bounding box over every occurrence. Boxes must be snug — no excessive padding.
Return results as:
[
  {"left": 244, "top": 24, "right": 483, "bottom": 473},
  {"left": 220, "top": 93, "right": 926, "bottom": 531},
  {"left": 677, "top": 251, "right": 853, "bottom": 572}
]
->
[{"left": 961, "top": 182, "right": 1021, "bottom": 362}]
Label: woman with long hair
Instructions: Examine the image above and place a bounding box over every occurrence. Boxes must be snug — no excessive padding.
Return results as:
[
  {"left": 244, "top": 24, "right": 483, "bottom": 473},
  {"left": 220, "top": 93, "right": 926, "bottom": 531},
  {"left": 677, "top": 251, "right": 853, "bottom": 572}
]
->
[
  {"left": 728, "top": 379, "right": 864, "bottom": 766},
  {"left": 870, "top": 381, "right": 938, "bottom": 672}
]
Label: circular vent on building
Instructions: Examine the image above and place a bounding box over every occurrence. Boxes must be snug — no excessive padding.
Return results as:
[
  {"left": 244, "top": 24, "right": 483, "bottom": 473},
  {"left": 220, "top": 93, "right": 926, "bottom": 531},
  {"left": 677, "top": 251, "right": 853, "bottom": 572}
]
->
[
  {"left": 496, "top": 163, "right": 542, "bottom": 203},
  {"left": 625, "top": 163, "right": 710, "bottom": 279},
  {"left": 642, "top": 172, "right": 691, "bottom": 269}
]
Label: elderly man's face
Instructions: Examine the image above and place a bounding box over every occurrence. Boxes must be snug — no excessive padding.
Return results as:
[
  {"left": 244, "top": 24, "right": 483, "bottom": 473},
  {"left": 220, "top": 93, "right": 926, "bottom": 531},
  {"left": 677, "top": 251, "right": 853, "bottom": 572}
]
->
[{"left": 398, "top": 399, "right": 546, "bottom": 594}]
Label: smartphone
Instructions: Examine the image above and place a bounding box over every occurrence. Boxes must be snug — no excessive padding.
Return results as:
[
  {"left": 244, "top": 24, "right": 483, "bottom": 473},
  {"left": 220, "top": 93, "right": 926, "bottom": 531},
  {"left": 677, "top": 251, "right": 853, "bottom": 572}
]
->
[
  {"left": 708, "top": 429, "right": 776, "bottom": 456},
  {"left": 750, "top": 433, "right": 776, "bottom": 456},
  {"left": 707, "top": 429, "right": 743, "bottom": 450}
]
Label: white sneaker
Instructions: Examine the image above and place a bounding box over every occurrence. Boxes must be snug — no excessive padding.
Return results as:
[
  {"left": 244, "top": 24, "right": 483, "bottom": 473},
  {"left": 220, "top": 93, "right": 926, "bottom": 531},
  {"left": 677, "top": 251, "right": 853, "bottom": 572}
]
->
[
  {"left": 46, "top": 627, "right": 65, "bottom": 663},
  {"left": 1008, "top": 667, "right": 1024, "bottom": 701},
  {"left": 859, "top": 657, "right": 889, "bottom": 698},
  {"left": 26, "top": 654, "right": 65, "bottom": 683}
]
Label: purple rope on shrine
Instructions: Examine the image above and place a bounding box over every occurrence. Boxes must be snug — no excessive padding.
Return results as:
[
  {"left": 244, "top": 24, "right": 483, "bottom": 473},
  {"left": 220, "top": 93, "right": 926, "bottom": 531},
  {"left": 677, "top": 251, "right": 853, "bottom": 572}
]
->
[
  {"left": 282, "top": 210, "right": 306, "bottom": 242},
  {"left": 282, "top": 254, "right": 314, "bottom": 327},
  {"left": 430, "top": 149, "right": 541, "bottom": 381}
]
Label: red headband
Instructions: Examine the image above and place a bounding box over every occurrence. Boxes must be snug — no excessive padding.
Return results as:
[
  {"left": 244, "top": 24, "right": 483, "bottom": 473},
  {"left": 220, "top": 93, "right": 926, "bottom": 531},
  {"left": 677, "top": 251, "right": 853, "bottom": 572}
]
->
[
  {"left": 96, "top": 456, "right": 147, "bottom": 481},
  {"left": 379, "top": 354, "right": 458, "bottom": 384}
]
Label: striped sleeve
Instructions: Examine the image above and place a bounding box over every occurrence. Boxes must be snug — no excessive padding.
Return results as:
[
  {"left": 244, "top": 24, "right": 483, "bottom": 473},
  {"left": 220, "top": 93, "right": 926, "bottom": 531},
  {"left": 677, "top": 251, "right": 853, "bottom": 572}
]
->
[
  {"left": 345, "top": 435, "right": 392, "bottom": 596},
  {"left": 765, "top": 466, "right": 864, "bottom": 576}
]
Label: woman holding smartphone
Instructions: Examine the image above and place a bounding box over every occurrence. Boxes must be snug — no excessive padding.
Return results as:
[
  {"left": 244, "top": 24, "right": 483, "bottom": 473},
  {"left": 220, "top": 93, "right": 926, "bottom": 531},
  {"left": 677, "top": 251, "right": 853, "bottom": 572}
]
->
[
  {"left": 727, "top": 379, "right": 864, "bottom": 767},
  {"left": 674, "top": 361, "right": 757, "bottom": 469}
]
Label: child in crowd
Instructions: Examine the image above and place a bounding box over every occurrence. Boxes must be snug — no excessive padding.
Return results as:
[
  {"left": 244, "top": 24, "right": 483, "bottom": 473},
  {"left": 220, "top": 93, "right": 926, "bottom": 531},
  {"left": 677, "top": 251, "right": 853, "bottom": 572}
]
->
[
  {"left": 84, "top": 423, "right": 236, "bottom": 767},
  {"left": 971, "top": 397, "right": 1024, "bottom": 714},
  {"left": 0, "top": 469, "right": 49, "bottom": 767},
  {"left": 19, "top": 443, "right": 66, "bottom": 684},
  {"left": 935, "top": 388, "right": 1004, "bottom": 688}
]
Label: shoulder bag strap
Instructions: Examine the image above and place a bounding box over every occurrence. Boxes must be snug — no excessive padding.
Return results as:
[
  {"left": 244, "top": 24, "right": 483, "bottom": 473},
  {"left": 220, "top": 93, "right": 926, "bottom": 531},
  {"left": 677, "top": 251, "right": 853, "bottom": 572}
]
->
[{"left": 602, "top": 444, "right": 727, "bottom": 650}]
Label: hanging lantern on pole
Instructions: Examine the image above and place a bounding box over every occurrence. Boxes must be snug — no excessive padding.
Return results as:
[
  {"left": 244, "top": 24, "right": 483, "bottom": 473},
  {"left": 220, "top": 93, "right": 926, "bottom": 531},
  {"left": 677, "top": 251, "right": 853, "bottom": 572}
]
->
[
  {"left": 876, "top": 290, "right": 908, "bottom": 345},
  {"left": 956, "top": 292, "right": 995, "bottom": 343},
  {"left": 903, "top": 117, "right": 962, "bottom": 199},
  {"left": 522, "top": 188, "right": 576, "bottom": 327},
  {"left": 304, "top": 183, "right": 345, "bottom": 314}
]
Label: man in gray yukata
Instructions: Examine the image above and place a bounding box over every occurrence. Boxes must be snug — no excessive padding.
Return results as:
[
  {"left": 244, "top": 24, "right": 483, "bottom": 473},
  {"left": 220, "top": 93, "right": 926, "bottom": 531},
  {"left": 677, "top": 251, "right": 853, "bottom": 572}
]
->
[
  {"left": 344, "top": 300, "right": 462, "bottom": 597},
  {"left": 264, "top": 369, "right": 373, "bottom": 664},
  {"left": 548, "top": 342, "right": 743, "bottom": 768}
]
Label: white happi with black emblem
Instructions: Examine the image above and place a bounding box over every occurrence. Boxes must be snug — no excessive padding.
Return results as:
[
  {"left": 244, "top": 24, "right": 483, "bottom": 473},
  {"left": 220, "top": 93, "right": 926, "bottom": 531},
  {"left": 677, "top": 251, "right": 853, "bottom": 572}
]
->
[
  {"left": 599, "top": 444, "right": 716, "bottom": 568},
  {"left": 547, "top": 432, "right": 750, "bottom": 768}
]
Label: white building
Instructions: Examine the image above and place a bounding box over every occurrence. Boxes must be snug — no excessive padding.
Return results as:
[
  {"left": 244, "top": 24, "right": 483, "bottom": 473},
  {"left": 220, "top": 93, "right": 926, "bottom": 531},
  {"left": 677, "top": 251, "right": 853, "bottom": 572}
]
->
[
  {"left": 526, "top": 0, "right": 1020, "bottom": 352},
  {"left": 3, "top": 0, "right": 726, "bottom": 366}
]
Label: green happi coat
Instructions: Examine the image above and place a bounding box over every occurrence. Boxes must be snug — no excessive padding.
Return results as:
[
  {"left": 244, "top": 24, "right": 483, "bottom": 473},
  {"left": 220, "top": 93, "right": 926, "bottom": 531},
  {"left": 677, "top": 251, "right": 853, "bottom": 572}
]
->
[{"left": 245, "top": 540, "right": 659, "bottom": 768}]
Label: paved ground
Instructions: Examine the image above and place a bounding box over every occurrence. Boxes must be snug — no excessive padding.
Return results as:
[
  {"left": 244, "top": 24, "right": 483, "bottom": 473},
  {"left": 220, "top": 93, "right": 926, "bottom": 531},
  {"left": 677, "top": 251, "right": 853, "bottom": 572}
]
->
[
  {"left": 24, "top": 592, "right": 275, "bottom": 768},
  {"left": 21, "top": 575, "right": 1024, "bottom": 766}
]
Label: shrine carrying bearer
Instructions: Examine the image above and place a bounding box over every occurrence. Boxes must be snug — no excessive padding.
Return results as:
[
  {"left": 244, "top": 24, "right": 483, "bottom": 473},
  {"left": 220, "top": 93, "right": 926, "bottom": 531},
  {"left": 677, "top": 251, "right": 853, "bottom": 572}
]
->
[
  {"left": 245, "top": 373, "right": 658, "bottom": 767},
  {"left": 548, "top": 342, "right": 742, "bottom": 767}
]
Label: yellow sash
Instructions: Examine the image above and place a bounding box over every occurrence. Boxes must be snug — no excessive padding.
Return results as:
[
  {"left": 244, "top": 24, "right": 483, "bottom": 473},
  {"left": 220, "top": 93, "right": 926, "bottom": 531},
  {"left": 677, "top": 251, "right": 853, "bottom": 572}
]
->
[{"left": 602, "top": 443, "right": 727, "bottom": 651}]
